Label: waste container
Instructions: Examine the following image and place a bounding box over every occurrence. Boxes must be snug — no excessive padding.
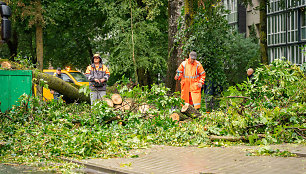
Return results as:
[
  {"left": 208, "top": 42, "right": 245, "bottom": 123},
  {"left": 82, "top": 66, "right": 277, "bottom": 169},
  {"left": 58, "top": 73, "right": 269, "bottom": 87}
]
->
[{"left": 0, "top": 70, "right": 32, "bottom": 112}]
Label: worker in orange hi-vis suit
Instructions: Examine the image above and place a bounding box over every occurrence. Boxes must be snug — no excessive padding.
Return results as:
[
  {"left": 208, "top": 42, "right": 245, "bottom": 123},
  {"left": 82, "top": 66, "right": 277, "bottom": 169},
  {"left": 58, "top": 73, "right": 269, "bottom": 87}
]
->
[{"left": 174, "top": 51, "right": 206, "bottom": 109}]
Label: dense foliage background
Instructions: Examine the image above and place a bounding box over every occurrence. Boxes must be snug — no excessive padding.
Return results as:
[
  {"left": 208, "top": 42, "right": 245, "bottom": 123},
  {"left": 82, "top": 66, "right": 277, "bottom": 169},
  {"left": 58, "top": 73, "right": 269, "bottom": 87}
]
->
[{"left": 0, "top": 0, "right": 262, "bottom": 87}]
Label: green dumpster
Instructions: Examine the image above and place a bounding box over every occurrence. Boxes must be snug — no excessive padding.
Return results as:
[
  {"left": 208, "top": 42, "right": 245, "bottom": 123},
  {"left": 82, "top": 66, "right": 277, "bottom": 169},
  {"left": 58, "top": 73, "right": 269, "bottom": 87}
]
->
[{"left": 0, "top": 70, "right": 32, "bottom": 112}]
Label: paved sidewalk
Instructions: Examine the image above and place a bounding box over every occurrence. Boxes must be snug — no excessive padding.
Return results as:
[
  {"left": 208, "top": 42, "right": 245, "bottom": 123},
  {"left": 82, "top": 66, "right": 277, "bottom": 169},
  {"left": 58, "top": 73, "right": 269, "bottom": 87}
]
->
[{"left": 77, "top": 144, "right": 306, "bottom": 174}]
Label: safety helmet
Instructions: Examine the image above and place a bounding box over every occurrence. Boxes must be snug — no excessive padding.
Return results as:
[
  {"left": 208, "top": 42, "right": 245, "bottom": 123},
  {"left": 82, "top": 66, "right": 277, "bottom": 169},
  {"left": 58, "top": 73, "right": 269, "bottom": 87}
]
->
[{"left": 92, "top": 53, "right": 102, "bottom": 63}]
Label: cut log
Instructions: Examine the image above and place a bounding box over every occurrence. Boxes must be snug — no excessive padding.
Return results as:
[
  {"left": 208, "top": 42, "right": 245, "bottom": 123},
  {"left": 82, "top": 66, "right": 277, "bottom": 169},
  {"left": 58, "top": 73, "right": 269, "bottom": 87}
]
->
[
  {"left": 169, "top": 112, "right": 180, "bottom": 121},
  {"left": 181, "top": 103, "right": 201, "bottom": 118},
  {"left": 1, "top": 61, "right": 11, "bottom": 69},
  {"left": 139, "top": 104, "right": 150, "bottom": 113},
  {"left": 169, "top": 111, "right": 189, "bottom": 121},
  {"left": 114, "top": 104, "right": 124, "bottom": 111},
  {"left": 122, "top": 98, "right": 134, "bottom": 110},
  {"left": 103, "top": 98, "right": 114, "bottom": 107},
  {"left": 111, "top": 94, "right": 123, "bottom": 105},
  {"left": 179, "top": 118, "right": 193, "bottom": 126}
]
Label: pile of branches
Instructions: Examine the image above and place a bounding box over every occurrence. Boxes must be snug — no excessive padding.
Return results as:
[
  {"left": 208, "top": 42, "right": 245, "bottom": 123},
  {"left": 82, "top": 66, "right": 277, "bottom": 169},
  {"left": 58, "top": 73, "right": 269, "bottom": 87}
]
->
[{"left": 211, "top": 59, "right": 306, "bottom": 142}]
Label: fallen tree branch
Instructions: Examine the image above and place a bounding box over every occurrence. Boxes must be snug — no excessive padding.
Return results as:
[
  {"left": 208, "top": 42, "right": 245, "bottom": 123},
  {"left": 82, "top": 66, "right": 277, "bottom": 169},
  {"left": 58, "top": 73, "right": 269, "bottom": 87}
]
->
[
  {"left": 209, "top": 134, "right": 266, "bottom": 142},
  {"left": 227, "top": 96, "right": 252, "bottom": 100}
]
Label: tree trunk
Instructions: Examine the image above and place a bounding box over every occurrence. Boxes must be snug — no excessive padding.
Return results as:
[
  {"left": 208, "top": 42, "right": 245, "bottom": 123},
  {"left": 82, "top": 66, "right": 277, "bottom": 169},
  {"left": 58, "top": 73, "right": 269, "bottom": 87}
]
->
[
  {"left": 259, "top": 0, "right": 268, "bottom": 64},
  {"left": 130, "top": 0, "right": 138, "bottom": 84},
  {"left": 170, "top": 111, "right": 189, "bottom": 121},
  {"left": 6, "top": 30, "right": 18, "bottom": 61},
  {"left": 0, "top": 60, "right": 89, "bottom": 103},
  {"left": 35, "top": 0, "right": 44, "bottom": 71},
  {"left": 184, "top": 0, "right": 194, "bottom": 28},
  {"left": 166, "top": 0, "right": 183, "bottom": 93},
  {"left": 181, "top": 103, "right": 201, "bottom": 118},
  {"left": 35, "top": 0, "right": 44, "bottom": 99},
  {"left": 33, "top": 71, "right": 90, "bottom": 103}
]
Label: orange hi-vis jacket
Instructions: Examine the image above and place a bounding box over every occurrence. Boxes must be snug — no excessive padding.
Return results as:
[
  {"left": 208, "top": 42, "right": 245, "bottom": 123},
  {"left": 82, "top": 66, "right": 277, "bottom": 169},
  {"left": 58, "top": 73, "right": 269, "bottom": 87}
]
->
[{"left": 175, "top": 58, "right": 206, "bottom": 109}]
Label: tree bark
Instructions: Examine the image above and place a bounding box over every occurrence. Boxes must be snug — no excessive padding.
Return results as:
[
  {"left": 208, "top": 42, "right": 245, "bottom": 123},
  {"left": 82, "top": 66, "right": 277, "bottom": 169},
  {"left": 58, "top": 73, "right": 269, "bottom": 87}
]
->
[
  {"left": 35, "top": 0, "right": 44, "bottom": 99},
  {"left": 114, "top": 104, "right": 124, "bottom": 111},
  {"left": 33, "top": 71, "right": 90, "bottom": 103},
  {"left": 209, "top": 134, "right": 266, "bottom": 142},
  {"left": 0, "top": 59, "right": 89, "bottom": 103},
  {"left": 170, "top": 111, "right": 189, "bottom": 121},
  {"left": 6, "top": 30, "right": 18, "bottom": 61},
  {"left": 122, "top": 98, "right": 134, "bottom": 111},
  {"left": 181, "top": 103, "right": 201, "bottom": 118},
  {"left": 130, "top": 0, "right": 138, "bottom": 84},
  {"left": 259, "top": 0, "right": 268, "bottom": 64},
  {"left": 184, "top": 0, "right": 194, "bottom": 28},
  {"left": 35, "top": 0, "right": 44, "bottom": 71},
  {"left": 166, "top": 0, "right": 183, "bottom": 93}
]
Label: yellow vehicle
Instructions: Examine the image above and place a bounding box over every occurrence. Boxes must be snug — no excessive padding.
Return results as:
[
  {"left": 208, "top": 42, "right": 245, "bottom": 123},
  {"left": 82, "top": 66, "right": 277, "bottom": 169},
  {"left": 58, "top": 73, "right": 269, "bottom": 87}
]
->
[{"left": 42, "top": 68, "right": 89, "bottom": 100}]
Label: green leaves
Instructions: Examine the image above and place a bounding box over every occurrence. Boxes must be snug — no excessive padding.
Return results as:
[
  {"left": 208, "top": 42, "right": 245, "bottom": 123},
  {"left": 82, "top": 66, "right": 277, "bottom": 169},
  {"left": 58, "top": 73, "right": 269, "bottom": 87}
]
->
[
  {"left": 215, "top": 59, "right": 306, "bottom": 143},
  {"left": 78, "top": 84, "right": 91, "bottom": 97}
]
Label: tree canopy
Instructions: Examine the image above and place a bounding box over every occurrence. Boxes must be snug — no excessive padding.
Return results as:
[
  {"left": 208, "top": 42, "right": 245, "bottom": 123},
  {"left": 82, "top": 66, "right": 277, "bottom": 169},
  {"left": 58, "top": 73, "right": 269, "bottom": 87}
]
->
[{"left": 0, "top": 0, "right": 261, "bottom": 89}]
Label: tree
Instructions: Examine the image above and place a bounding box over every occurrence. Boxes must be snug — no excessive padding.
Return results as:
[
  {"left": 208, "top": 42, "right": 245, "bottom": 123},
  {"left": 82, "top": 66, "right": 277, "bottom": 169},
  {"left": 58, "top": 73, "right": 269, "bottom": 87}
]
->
[
  {"left": 223, "top": 32, "right": 261, "bottom": 85},
  {"left": 174, "top": 0, "right": 262, "bottom": 90},
  {"left": 98, "top": 0, "right": 168, "bottom": 86},
  {"left": 259, "top": 0, "right": 268, "bottom": 64},
  {"left": 165, "top": 0, "right": 183, "bottom": 92},
  {"left": 43, "top": 0, "right": 106, "bottom": 70},
  {"left": 176, "top": 0, "right": 230, "bottom": 91},
  {"left": 1, "top": 0, "right": 107, "bottom": 70}
]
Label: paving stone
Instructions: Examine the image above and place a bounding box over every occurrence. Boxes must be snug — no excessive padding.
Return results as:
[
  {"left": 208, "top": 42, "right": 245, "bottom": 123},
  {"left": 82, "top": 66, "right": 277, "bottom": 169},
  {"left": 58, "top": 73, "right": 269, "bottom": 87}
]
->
[{"left": 81, "top": 144, "right": 306, "bottom": 174}]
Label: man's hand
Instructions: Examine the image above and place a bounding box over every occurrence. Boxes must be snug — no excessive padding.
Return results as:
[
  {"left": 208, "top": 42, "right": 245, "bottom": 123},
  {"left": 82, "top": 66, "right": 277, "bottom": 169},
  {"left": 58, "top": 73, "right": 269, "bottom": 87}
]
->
[
  {"left": 174, "top": 76, "right": 178, "bottom": 80},
  {"left": 100, "top": 78, "right": 106, "bottom": 83},
  {"left": 94, "top": 79, "right": 100, "bottom": 83},
  {"left": 198, "top": 83, "right": 202, "bottom": 88}
]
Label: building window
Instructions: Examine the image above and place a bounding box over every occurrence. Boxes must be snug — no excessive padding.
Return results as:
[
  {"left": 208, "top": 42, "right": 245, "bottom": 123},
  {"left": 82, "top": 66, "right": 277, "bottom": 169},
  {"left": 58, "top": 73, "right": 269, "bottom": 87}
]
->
[
  {"left": 301, "top": 10, "right": 306, "bottom": 40},
  {"left": 225, "top": 0, "right": 238, "bottom": 24}
]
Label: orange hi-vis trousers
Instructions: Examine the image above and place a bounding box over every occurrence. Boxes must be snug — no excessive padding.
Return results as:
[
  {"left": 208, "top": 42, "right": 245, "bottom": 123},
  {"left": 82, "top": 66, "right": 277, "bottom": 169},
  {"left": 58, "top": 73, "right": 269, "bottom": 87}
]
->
[{"left": 176, "top": 58, "right": 206, "bottom": 109}]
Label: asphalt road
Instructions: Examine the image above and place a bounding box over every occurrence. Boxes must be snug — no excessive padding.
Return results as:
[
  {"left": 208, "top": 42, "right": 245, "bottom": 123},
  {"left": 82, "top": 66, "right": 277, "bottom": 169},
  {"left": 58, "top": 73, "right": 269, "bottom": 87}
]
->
[{"left": 0, "top": 164, "right": 51, "bottom": 174}]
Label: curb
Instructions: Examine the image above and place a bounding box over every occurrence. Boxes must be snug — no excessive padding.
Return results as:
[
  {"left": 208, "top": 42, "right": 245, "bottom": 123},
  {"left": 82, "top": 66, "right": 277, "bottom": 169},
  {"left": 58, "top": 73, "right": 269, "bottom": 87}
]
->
[
  {"left": 61, "top": 157, "right": 141, "bottom": 174},
  {"left": 290, "top": 151, "right": 306, "bottom": 157}
]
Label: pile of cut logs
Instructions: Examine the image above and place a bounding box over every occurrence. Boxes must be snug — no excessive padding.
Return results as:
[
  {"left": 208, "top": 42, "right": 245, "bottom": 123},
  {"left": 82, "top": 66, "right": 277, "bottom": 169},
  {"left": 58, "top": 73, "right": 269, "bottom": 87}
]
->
[
  {"left": 105, "top": 93, "right": 202, "bottom": 122},
  {"left": 103, "top": 94, "right": 151, "bottom": 114}
]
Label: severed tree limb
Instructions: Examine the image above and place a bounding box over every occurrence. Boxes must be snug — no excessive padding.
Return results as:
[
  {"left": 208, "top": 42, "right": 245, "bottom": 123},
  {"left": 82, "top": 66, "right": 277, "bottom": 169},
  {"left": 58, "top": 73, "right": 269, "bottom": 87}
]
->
[
  {"left": 227, "top": 96, "right": 252, "bottom": 100},
  {"left": 33, "top": 70, "right": 90, "bottom": 103},
  {"left": 209, "top": 134, "right": 266, "bottom": 142},
  {"left": 181, "top": 103, "right": 201, "bottom": 118},
  {"left": 104, "top": 116, "right": 121, "bottom": 124},
  {"left": 0, "top": 59, "right": 90, "bottom": 103}
]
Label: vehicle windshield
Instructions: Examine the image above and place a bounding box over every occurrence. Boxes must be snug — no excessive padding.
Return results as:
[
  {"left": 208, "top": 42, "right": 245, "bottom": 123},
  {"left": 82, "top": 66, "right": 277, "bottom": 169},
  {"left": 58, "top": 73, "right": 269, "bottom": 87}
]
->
[{"left": 69, "top": 72, "right": 89, "bottom": 82}]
